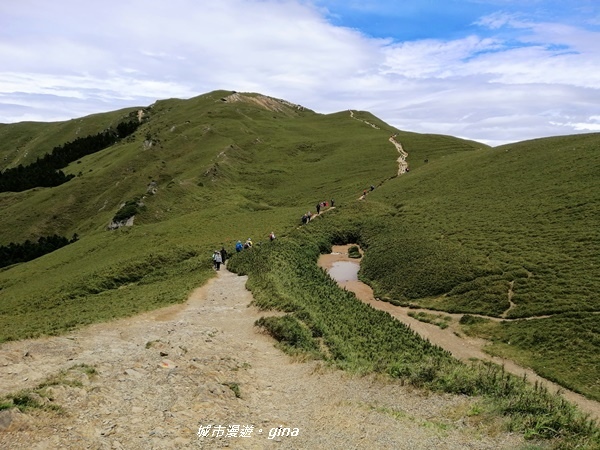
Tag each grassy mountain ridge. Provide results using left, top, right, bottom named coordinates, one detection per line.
left=0, top=90, right=598, bottom=419
left=362, top=131, right=600, bottom=317
left=0, top=107, right=140, bottom=168
left=0, top=91, right=394, bottom=242
left=357, top=131, right=600, bottom=400
left=0, top=89, right=410, bottom=341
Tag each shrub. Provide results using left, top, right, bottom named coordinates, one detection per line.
left=255, top=315, right=320, bottom=356
left=348, top=245, right=361, bottom=258
left=112, top=198, right=145, bottom=223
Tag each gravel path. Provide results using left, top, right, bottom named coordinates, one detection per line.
left=0, top=268, right=527, bottom=449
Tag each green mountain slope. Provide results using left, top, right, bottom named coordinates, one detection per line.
left=0, top=107, right=139, bottom=168
left=0, top=90, right=598, bottom=409
left=357, top=131, right=600, bottom=400
left=0, top=90, right=411, bottom=341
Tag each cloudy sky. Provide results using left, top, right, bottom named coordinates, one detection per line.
left=1, top=0, right=599, bottom=145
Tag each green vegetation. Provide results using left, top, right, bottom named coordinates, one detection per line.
left=0, top=90, right=598, bottom=446
left=355, top=133, right=600, bottom=401
left=0, top=234, right=78, bottom=268
left=227, top=219, right=599, bottom=448
left=0, top=113, right=140, bottom=192
left=222, top=382, right=242, bottom=398
left=408, top=311, right=452, bottom=329
left=255, top=315, right=321, bottom=356
left=347, top=244, right=361, bottom=258
left=461, top=313, right=600, bottom=401
left=0, top=90, right=398, bottom=342
left=112, top=197, right=145, bottom=223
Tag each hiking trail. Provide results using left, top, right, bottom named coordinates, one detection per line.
left=389, top=134, right=409, bottom=175
left=348, top=110, right=408, bottom=178
left=0, top=268, right=528, bottom=449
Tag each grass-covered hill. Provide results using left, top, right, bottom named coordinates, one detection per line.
left=357, top=132, right=600, bottom=401
left=1, top=90, right=599, bottom=447
left=0, top=89, right=416, bottom=341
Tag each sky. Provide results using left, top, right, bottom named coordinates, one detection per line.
left=1, top=0, right=599, bottom=146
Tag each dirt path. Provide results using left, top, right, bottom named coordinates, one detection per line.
left=0, top=268, right=529, bottom=449
left=501, top=281, right=517, bottom=319
left=318, top=246, right=600, bottom=422
left=348, top=110, right=380, bottom=129
left=348, top=111, right=408, bottom=177
left=389, top=135, right=409, bottom=175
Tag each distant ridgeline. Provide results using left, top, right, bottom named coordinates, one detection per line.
left=0, top=234, right=78, bottom=269
left=0, top=116, right=140, bottom=192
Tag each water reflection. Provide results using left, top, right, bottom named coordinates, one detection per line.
left=327, top=261, right=359, bottom=282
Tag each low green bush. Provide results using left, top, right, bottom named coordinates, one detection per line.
left=255, top=315, right=320, bottom=356
left=348, top=245, right=361, bottom=258
left=112, top=197, right=145, bottom=223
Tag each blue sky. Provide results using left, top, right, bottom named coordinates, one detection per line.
left=1, top=0, right=599, bottom=145
left=319, top=1, right=599, bottom=40
left=318, top=0, right=493, bottom=40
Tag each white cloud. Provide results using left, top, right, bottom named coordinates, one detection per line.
left=0, top=0, right=598, bottom=145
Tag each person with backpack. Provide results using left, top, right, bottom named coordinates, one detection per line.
left=220, top=246, right=228, bottom=265
left=236, top=240, right=243, bottom=252
left=212, top=250, right=222, bottom=270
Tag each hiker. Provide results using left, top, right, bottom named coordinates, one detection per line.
left=269, top=231, right=276, bottom=241
left=370, top=185, right=375, bottom=191
left=316, top=203, right=321, bottom=214
left=245, top=238, right=253, bottom=248
left=331, top=199, right=335, bottom=207
left=220, top=246, right=228, bottom=264
left=212, top=250, right=222, bottom=271
left=236, top=240, right=243, bottom=252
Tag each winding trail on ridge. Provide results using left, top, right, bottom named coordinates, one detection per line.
left=0, top=109, right=595, bottom=448
left=389, top=135, right=409, bottom=175
left=348, top=110, right=408, bottom=176
left=318, top=246, right=600, bottom=422
left=344, top=109, right=600, bottom=419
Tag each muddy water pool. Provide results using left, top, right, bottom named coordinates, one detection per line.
left=327, top=261, right=360, bottom=282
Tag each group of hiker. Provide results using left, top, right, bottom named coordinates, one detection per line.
left=361, top=185, right=376, bottom=199
left=236, top=237, right=254, bottom=252
left=301, top=199, right=334, bottom=225
left=212, top=196, right=339, bottom=269
left=212, top=232, right=277, bottom=270
left=211, top=246, right=228, bottom=271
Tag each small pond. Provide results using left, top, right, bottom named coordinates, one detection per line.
left=327, top=261, right=360, bottom=282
